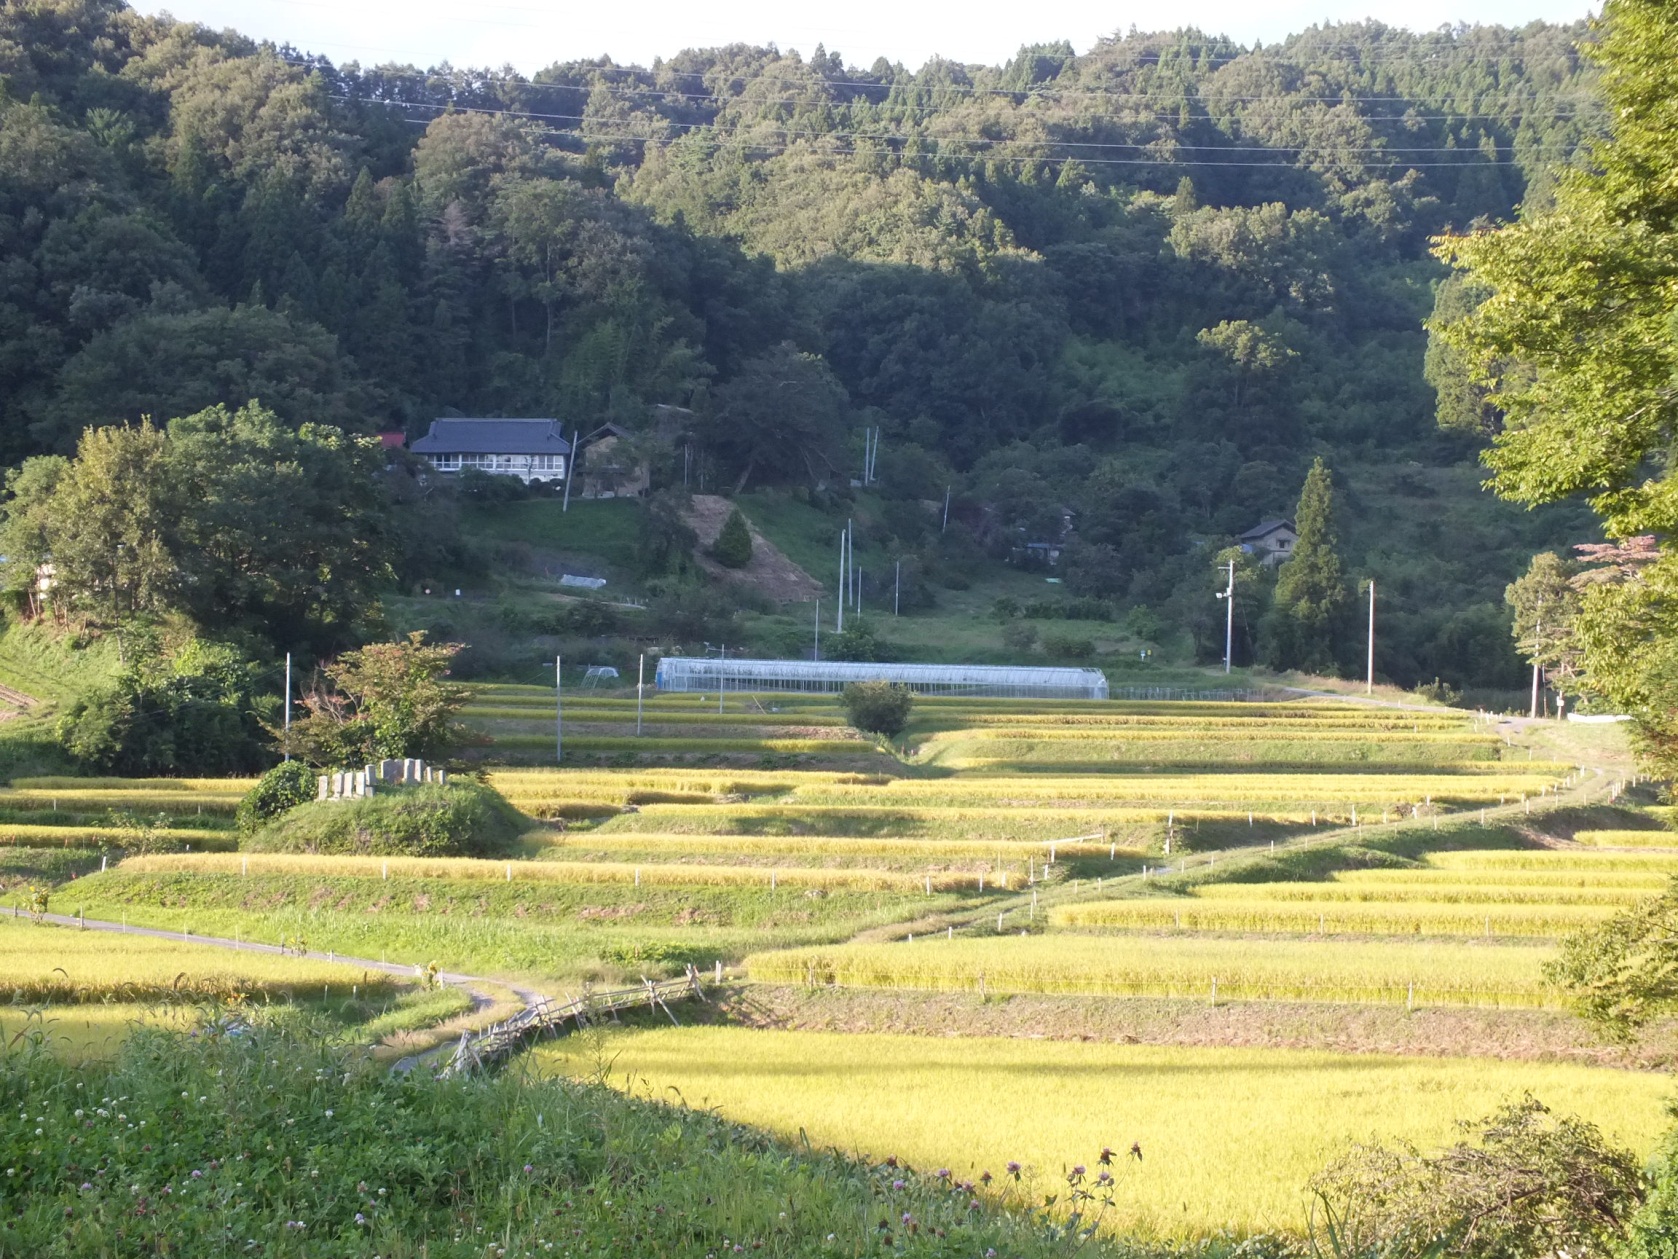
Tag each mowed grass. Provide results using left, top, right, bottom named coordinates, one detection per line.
left=534, top=1028, right=1669, bottom=1236
left=53, top=869, right=958, bottom=982
left=746, top=934, right=1559, bottom=1007
left=0, top=916, right=396, bottom=1002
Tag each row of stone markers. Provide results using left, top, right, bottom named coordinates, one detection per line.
left=316, top=758, right=447, bottom=801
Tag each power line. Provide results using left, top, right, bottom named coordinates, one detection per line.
left=322, top=91, right=1588, bottom=168
left=280, top=52, right=1603, bottom=115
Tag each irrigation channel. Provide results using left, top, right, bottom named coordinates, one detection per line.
left=4, top=905, right=709, bottom=1074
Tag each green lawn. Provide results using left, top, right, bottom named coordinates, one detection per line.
left=460, top=497, right=644, bottom=572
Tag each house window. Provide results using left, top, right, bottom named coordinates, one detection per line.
left=432, top=454, right=461, bottom=471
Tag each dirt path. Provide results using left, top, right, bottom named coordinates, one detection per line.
left=7, top=905, right=547, bottom=1071
left=683, top=495, right=824, bottom=602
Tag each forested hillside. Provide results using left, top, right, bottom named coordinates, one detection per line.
left=0, top=1, right=1606, bottom=689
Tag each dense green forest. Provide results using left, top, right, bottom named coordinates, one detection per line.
left=0, top=0, right=1609, bottom=699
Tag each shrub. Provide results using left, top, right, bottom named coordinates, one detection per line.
left=1308, top=1095, right=1642, bottom=1259
left=840, top=681, right=914, bottom=738
left=236, top=760, right=319, bottom=832
left=712, top=506, right=754, bottom=568
left=827, top=621, right=886, bottom=662
left=245, top=780, right=527, bottom=857
left=1001, top=622, right=1038, bottom=654
left=58, top=641, right=271, bottom=775
left=1042, top=632, right=1096, bottom=661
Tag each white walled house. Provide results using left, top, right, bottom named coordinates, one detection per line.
left=410, top=418, right=571, bottom=484
left=1239, top=518, right=1299, bottom=566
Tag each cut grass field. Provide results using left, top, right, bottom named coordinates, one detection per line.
left=745, top=934, right=1560, bottom=1007
left=534, top=1027, right=1669, bottom=1237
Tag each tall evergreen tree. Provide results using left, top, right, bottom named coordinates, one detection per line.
left=1261, top=458, right=1349, bottom=674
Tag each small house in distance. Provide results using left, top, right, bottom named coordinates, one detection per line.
left=410, top=418, right=571, bottom=484
left=1239, top=518, right=1298, bottom=565
left=574, top=423, right=650, bottom=498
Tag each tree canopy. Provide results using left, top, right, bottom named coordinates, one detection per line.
left=1431, top=0, right=1678, bottom=764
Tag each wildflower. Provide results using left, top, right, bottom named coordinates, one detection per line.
left=324, top=1110, right=334, bottom=1118
left=979, top=1170, right=992, bottom=1185
left=191, top=1170, right=203, bottom=1180
left=1099, top=1146, right=1115, bottom=1165
left=79, top=1183, right=92, bottom=1192
left=936, top=1168, right=950, bottom=1180
left=891, top=1179, right=905, bottom=1191
left=74, top=1110, right=83, bottom=1119
left=968, top=1199, right=980, bottom=1212
left=524, top=1164, right=535, bottom=1174
left=355, top=1214, right=367, bottom=1226
left=1097, top=1170, right=1113, bottom=1186
left=1005, top=1161, right=1021, bottom=1178
left=1071, top=1164, right=1086, bottom=1177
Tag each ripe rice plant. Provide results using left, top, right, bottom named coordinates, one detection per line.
left=0, top=916, right=396, bottom=1002
left=1335, top=866, right=1671, bottom=891
left=535, top=1027, right=1667, bottom=1237
left=1189, top=880, right=1648, bottom=907
left=117, top=852, right=984, bottom=892
left=486, top=735, right=869, bottom=754
left=1573, top=830, right=1678, bottom=849
left=744, top=934, right=1558, bottom=1007
left=1426, top=850, right=1678, bottom=873
left=1051, top=898, right=1615, bottom=937
left=0, top=790, right=242, bottom=814
left=536, top=831, right=1143, bottom=873
left=10, top=777, right=258, bottom=792
left=0, top=824, right=237, bottom=850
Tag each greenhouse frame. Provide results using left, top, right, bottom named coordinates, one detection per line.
left=653, top=657, right=1109, bottom=700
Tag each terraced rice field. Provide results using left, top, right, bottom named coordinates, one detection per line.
left=535, top=1027, right=1668, bottom=1236
left=0, top=915, right=395, bottom=1002
left=746, top=934, right=1559, bottom=1006
left=1050, top=848, right=1661, bottom=939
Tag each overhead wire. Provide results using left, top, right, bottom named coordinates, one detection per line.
left=321, top=90, right=1593, bottom=167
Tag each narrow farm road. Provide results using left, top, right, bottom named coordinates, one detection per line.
left=5, top=904, right=549, bottom=1069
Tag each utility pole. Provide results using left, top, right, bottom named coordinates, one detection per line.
left=1215, top=560, right=1234, bottom=674
left=635, top=652, right=645, bottom=736
left=894, top=559, right=901, bottom=617
left=282, top=652, right=292, bottom=761
left=836, top=528, right=846, bottom=632
left=941, top=486, right=951, bottom=533
left=855, top=566, right=862, bottom=614
left=1366, top=579, right=1376, bottom=695
left=561, top=431, right=578, bottom=511
left=555, top=655, right=563, bottom=763
left=1530, top=603, right=1543, bottom=720
left=813, top=599, right=821, bottom=661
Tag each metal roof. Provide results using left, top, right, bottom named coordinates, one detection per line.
left=411, top=419, right=572, bottom=455
left=1238, top=518, right=1296, bottom=540
left=654, top=657, right=1108, bottom=699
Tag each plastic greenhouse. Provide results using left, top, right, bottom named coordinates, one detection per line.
left=653, top=657, right=1109, bottom=700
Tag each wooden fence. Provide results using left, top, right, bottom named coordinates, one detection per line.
left=438, top=967, right=707, bottom=1077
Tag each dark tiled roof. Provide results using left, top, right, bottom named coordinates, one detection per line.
left=411, top=419, right=572, bottom=455
left=1239, top=518, right=1296, bottom=541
